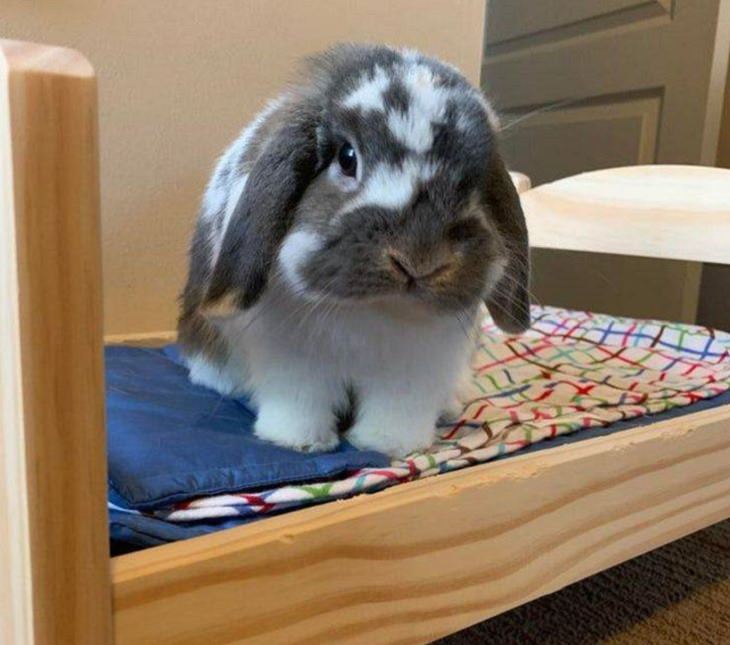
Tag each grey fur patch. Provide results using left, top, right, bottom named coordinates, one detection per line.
left=334, top=382, right=359, bottom=434
left=381, top=79, right=410, bottom=114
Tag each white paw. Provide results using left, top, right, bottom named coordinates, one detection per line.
left=186, top=353, right=247, bottom=396
left=254, top=403, right=339, bottom=453
left=346, top=418, right=435, bottom=458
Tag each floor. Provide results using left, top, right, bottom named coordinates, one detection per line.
left=437, top=520, right=729, bottom=644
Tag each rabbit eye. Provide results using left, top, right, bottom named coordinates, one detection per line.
left=337, top=142, right=357, bottom=178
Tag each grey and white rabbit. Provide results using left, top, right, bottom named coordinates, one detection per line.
left=178, top=44, right=530, bottom=457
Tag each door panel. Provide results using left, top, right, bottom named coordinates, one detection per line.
left=501, top=96, right=660, bottom=184
left=483, top=0, right=726, bottom=323
left=487, top=0, right=671, bottom=49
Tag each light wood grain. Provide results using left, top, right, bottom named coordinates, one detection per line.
left=523, top=165, right=730, bottom=265
left=104, top=330, right=177, bottom=347
left=111, top=405, right=730, bottom=644
left=0, top=40, right=112, bottom=645
left=508, top=170, right=531, bottom=194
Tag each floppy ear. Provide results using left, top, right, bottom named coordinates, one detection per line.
left=484, top=151, right=531, bottom=333
left=203, top=102, right=322, bottom=312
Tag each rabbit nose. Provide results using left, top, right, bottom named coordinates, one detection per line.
left=388, top=251, right=451, bottom=283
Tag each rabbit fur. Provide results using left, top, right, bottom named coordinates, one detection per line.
left=178, top=44, right=530, bottom=457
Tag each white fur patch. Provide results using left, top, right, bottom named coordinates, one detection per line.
left=344, top=159, right=439, bottom=213
left=201, top=276, right=478, bottom=456
left=399, top=48, right=422, bottom=63
left=209, top=173, right=248, bottom=269
left=278, top=229, right=324, bottom=295
left=387, top=110, right=434, bottom=153
left=405, top=64, right=437, bottom=91
left=222, top=174, right=248, bottom=230
left=387, top=64, right=451, bottom=153
left=202, top=96, right=286, bottom=221
left=187, top=242, right=486, bottom=456
left=342, top=65, right=390, bottom=112
left=186, top=353, right=245, bottom=396
left=484, top=255, right=507, bottom=295
left=202, top=181, right=228, bottom=220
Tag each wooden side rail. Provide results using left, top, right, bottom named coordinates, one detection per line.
left=523, top=165, right=730, bottom=265
left=111, top=407, right=730, bottom=644
left=0, top=40, right=112, bottom=644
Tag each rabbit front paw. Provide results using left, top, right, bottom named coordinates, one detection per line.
left=254, top=402, right=339, bottom=453
left=346, top=414, right=436, bottom=458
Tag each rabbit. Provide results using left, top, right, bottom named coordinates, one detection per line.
left=177, top=44, right=530, bottom=457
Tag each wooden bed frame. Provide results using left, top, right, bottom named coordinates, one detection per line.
left=2, top=40, right=729, bottom=645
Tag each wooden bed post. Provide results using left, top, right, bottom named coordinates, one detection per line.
left=0, top=40, right=112, bottom=644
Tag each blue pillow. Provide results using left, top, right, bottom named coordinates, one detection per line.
left=106, top=345, right=389, bottom=510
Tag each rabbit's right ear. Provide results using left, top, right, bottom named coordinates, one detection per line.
left=483, top=150, right=531, bottom=334
left=202, top=99, right=323, bottom=313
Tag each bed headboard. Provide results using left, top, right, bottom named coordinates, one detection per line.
left=521, top=165, right=730, bottom=266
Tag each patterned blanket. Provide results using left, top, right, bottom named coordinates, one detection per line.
left=122, top=306, right=730, bottom=523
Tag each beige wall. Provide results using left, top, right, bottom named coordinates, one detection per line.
left=2, top=0, right=486, bottom=334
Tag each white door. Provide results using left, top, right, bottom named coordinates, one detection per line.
left=482, top=0, right=730, bottom=323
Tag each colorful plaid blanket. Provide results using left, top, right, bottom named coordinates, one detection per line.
left=123, top=306, right=730, bottom=523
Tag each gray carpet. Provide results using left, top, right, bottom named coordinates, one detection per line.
left=437, top=520, right=730, bottom=644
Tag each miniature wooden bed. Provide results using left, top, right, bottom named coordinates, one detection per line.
left=2, top=40, right=729, bottom=645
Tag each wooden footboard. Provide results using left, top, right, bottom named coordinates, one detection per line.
left=111, top=405, right=730, bottom=644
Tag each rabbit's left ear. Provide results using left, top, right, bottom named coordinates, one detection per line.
left=203, top=102, right=322, bottom=312
left=483, top=151, right=531, bottom=333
